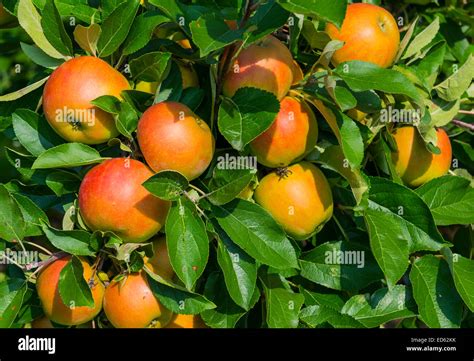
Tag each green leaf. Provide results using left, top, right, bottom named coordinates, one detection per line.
left=410, top=255, right=463, bottom=328
left=416, top=176, right=474, bottom=226
left=246, top=1, right=290, bottom=42
left=299, top=241, right=383, bottom=293
left=129, top=51, right=172, bottom=82
left=42, top=225, right=95, bottom=256
left=153, top=60, right=182, bottom=103
left=215, top=222, right=257, bottom=311
left=122, top=11, right=169, bottom=55
left=145, top=269, right=216, bottom=314
left=339, top=113, right=364, bottom=168
left=97, top=0, right=140, bottom=57
left=364, top=177, right=447, bottom=286
left=32, top=143, right=106, bottom=169
left=213, top=199, right=299, bottom=270
left=426, top=98, right=460, bottom=127
left=0, top=279, right=28, bottom=328
left=317, top=145, right=369, bottom=205
left=90, top=95, right=120, bottom=114
left=261, top=272, right=304, bottom=328
left=45, top=170, right=81, bottom=196
left=190, top=13, right=244, bottom=57
left=208, top=162, right=256, bottom=205
left=143, top=171, right=189, bottom=201
left=435, top=54, right=474, bottom=101
left=218, top=87, right=280, bottom=151
left=0, top=77, right=49, bottom=102
left=341, top=285, right=417, bottom=328
left=334, top=61, right=421, bottom=101
left=73, top=23, right=102, bottom=56
left=165, top=197, right=209, bottom=290
left=200, top=272, right=247, bottom=328
left=58, top=256, right=95, bottom=308
left=334, top=86, right=357, bottom=111
left=402, top=17, right=439, bottom=60
left=12, top=193, right=49, bottom=237
left=451, top=254, right=474, bottom=312
left=415, top=42, right=446, bottom=90
left=116, top=101, right=138, bottom=139
left=277, top=0, right=347, bottom=28
left=300, top=288, right=345, bottom=311
left=0, top=185, right=26, bottom=242
left=12, top=109, right=64, bottom=157
left=300, top=305, right=363, bottom=328
left=20, top=43, right=64, bottom=68
left=41, top=0, right=74, bottom=56
left=17, top=0, right=64, bottom=59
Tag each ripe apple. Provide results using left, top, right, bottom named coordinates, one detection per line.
left=36, top=256, right=104, bottom=326
left=254, top=162, right=333, bottom=240
left=137, top=101, right=215, bottom=180
left=391, top=126, right=452, bottom=187
left=43, top=56, right=130, bottom=144
left=325, top=3, right=400, bottom=68
left=166, top=314, right=207, bottom=328
left=222, top=35, right=294, bottom=100
left=78, top=158, right=170, bottom=243
left=250, top=96, right=318, bottom=168
left=103, top=271, right=172, bottom=328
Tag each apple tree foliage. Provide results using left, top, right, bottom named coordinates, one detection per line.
left=0, top=0, right=473, bottom=328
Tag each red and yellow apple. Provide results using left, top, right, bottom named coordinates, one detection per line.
left=325, top=3, right=400, bottom=68
left=254, top=162, right=333, bottom=240
left=222, top=35, right=294, bottom=100
left=78, top=158, right=170, bottom=243
left=250, top=96, right=318, bottom=168
left=43, top=56, right=130, bottom=144
left=36, top=256, right=104, bottom=326
left=137, top=101, right=215, bottom=180
left=103, top=271, right=172, bottom=328
left=390, top=126, right=452, bottom=187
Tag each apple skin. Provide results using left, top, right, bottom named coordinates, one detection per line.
left=137, top=101, right=215, bottom=181
left=391, top=126, right=452, bottom=188
left=36, top=256, right=105, bottom=326
left=43, top=56, right=130, bottom=144
left=78, top=158, right=170, bottom=243
left=254, top=162, right=333, bottom=240
left=250, top=96, right=318, bottom=168
left=166, top=314, right=207, bottom=328
left=144, top=236, right=175, bottom=281
left=292, top=60, right=304, bottom=85
left=103, top=271, right=172, bottom=328
left=222, top=35, right=294, bottom=100
left=325, top=3, right=400, bottom=68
